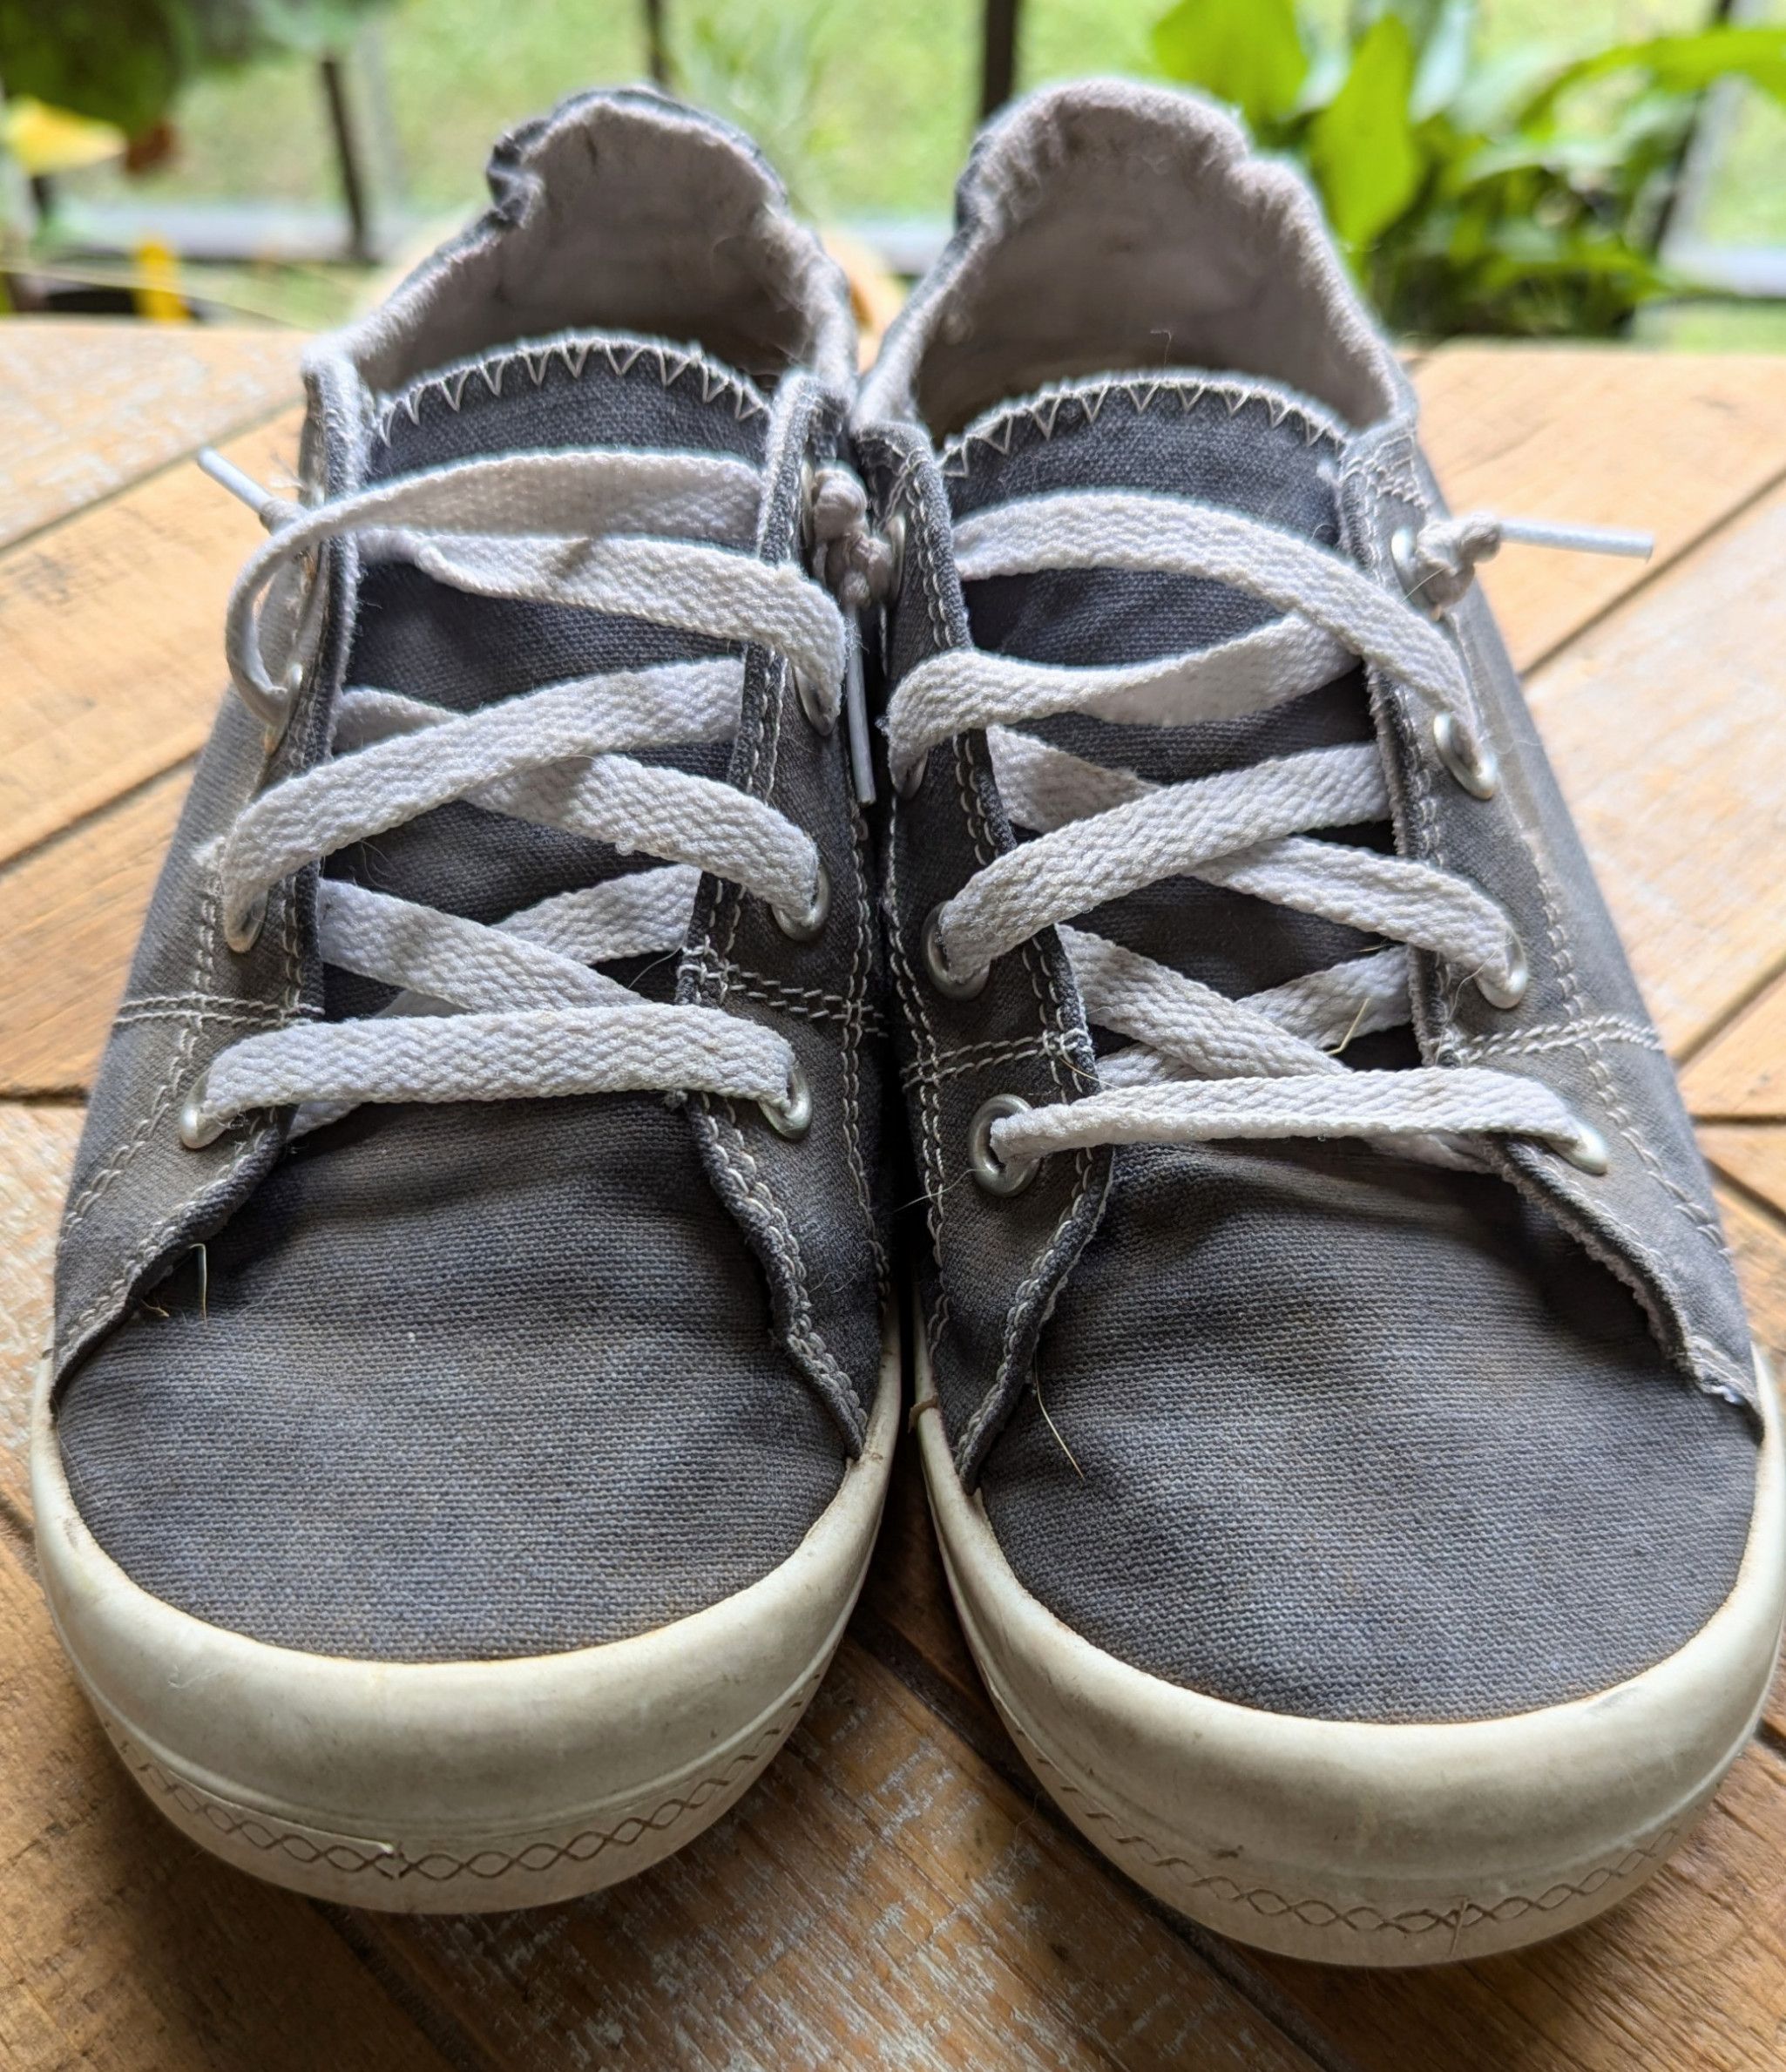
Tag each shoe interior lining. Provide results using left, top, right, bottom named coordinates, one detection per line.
left=337, top=91, right=853, bottom=400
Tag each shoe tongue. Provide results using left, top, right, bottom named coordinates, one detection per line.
left=329, top=328, right=772, bottom=1019
left=941, top=369, right=1350, bottom=752
left=943, top=369, right=1402, bottom=1039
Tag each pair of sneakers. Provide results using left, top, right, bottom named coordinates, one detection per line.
left=36, top=82, right=1783, bottom=1966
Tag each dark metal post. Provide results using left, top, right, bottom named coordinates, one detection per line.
left=981, top=0, right=1021, bottom=116
left=643, top=0, right=672, bottom=88
left=1651, top=0, right=1739, bottom=255
left=320, top=54, right=374, bottom=265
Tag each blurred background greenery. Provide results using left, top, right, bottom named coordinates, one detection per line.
left=4, top=0, right=1786, bottom=342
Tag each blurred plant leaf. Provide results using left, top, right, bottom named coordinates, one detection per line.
left=1152, top=0, right=1309, bottom=130
left=1309, top=13, right=1422, bottom=246
left=1149, top=0, right=1775, bottom=339
left=0, top=0, right=391, bottom=138
left=2, top=96, right=125, bottom=175
left=1411, top=0, right=1475, bottom=121
left=1526, top=26, right=1786, bottom=122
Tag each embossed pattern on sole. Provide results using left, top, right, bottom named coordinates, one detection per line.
left=96, top=1662, right=825, bottom=1911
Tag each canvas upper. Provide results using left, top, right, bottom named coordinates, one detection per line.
left=856, top=80, right=1762, bottom=1723
left=52, top=90, right=890, bottom=1662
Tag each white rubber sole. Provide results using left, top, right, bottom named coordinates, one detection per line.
left=32, top=1324, right=899, bottom=1912
left=916, top=1332, right=1786, bottom=1966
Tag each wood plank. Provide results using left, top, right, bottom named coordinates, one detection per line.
left=0, top=769, right=192, bottom=1096
left=0, top=321, right=301, bottom=550
left=1717, top=1182, right=1786, bottom=1730
left=0, top=408, right=301, bottom=870
left=1266, top=1738, right=1786, bottom=2072
left=1702, top=1130, right=1786, bottom=1228
left=1520, top=478, right=1786, bottom=1054
left=357, top=1640, right=1316, bottom=2072
left=0, top=1536, right=455, bottom=2072
left=1683, top=975, right=1786, bottom=1118
left=1414, top=346, right=1786, bottom=670
left=0, top=1105, right=81, bottom=1524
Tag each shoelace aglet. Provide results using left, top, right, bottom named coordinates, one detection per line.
left=1495, top=517, right=1654, bottom=562
left=196, top=447, right=302, bottom=532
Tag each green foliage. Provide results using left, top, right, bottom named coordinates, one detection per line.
left=1153, top=0, right=1308, bottom=130
left=1309, top=14, right=1420, bottom=246
left=0, top=0, right=389, bottom=138
left=1150, top=0, right=1786, bottom=338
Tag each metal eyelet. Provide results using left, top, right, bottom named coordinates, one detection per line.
left=225, top=890, right=267, bottom=955
left=1474, top=934, right=1530, bottom=1012
left=923, top=903, right=988, bottom=999
left=969, top=1094, right=1038, bottom=1196
left=771, top=859, right=830, bottom=943
left=759, top=1060, right=813, bottom=1141
left=178, top=1073, right=226, bottom=1150
left=1390, top=523, right=1444, bottom=620
left=895, top=749, right=930, bottom=799
left=883, top=510, right=907, bottom=595
left=794, top=664, right=836, bottom=736
left=1433, top=713, right=1499, bottom=800
left=1546, top=1119, right=1610, bottom=1175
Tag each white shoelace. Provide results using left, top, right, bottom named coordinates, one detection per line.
left=179, top=443, right=850, bottom=1148
left=888, top=486, right=1645, bottom=1186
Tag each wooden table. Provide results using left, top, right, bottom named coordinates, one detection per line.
left=3, top=320, right=1786, bottom=2071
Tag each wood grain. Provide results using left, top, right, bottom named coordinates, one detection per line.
left=0, top=322, right=301, bottom=551
left=0, top=1106, right=80, bottom=1525
left=1702, top=1130, right=1786, bottom=1228
left=1415, top=347, right=1786, bottom=671
left=0, top=769, right=192, bottom=1096
left=1269, top=1740, right=1786, bottom=2072
left=1683, top=976, right=1786, bottom=1118
left=1522, top=478, right=1786, bottom=1055
left=0, top=409, right=300, bottom=870
left=0, top=1537, right=455, bottom=2072
left=355, top=1639, right=1318, bottom=2072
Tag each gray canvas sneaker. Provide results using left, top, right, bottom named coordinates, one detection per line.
left=856, top=79, right=1784, bottom=1966
left=33, top=89, right=896, bottom=1911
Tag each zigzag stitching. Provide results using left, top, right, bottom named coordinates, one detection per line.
left=1006, top=1713, right=1681, bottom=1940
left=111, top=1673, right=815, bottom=1885
left=938, top=374, right=1345, bottom=480
left=372, top=337, right=768, bottom=443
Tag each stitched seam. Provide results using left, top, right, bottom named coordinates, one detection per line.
left=901, top=1034, right=1079, bottom=1087
left=111, top=1669, right=816, bottom=1881
left=112, top=1002, right=322, bottom=1033
left=841, top=791, right=886, bottom=1284
left=1451, top=1017, right=1665, bottom=1065
left=694, top=389, right=842, bottom=1395
left=1347, top=462, right=1736, bottom=1401
left=64, top=870, right=227, bottom=1233
left=884, top=823, right=950, bottom=1350
left=372, top=334, right=768, bottom=444
left=687, top=951, right=885, bottom=1033
left=1008, top=1712, right=1684, bottom=1940
left=940, top=374, right=1345, bottom=483
left=892, top=490, right=953, bottom=1351
left=62, top=868, right=302, bottom=1350
left=948, top=728, right=1097, bottom=1472
left=116, top=990, right=299, bottom=1019
left=712, top=1114, right=865, bottom=1445
left=1509, top=782, right=1725, bottom=1259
